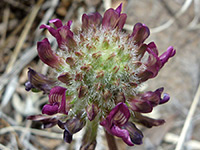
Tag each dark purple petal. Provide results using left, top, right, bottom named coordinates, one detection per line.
left=116, top=13, right=127, bottom=29
left=37, top=38, right=64, bottom=69
left=134, top=113, right=165, bottom=128
left=82, top=12, right=102, bottom=30
left=42, top=103, right=59, bottom=115
left=159, top=93, right=170, bottom=104
left=131, top=23, right=150, bottom=46
left=63, top=129, right=73, bottom=143
left=102, top=8, right=119, bottom=29
left=40, top=20, right=76, bottom=50
left=123, top=122, right=143, bottom=145
left=26, top=68, right=56, bottom=93
left=25, top=81, right=34, bottom=91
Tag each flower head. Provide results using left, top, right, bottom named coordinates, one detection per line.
left=26, top=3, right=175, bottom=149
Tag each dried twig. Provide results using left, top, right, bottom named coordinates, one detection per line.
left=175, top=82, right=200, bottom=150
left=0, top=0, right=59, bottom=91
left=124, top=0, right=193, bottom=33
left=0, top=6, right=10, bottom=46
left=5, top=0, right=44, bottom=73
left=0, top=126, right=63, bottom=139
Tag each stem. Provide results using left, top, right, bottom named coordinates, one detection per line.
left=105, top=130, right=118, bottom=150
left=81, top=119, right=98, bottom=150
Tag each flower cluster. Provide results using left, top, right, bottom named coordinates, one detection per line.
left=26, top=4, right=175, bottom=149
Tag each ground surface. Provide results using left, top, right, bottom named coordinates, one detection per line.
left=0, top=0, right=200, bottom=150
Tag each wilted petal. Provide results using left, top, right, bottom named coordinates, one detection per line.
left=27, top=114, right=58, bottom=128
left=42, top=86, right=68, bottom=115
left=58, top=72, right=72, bottom=85
left=134, top=113, right=165, bottom=128
left=123, top=122, right=143, bottom=145
left=86, top=104, right=99, bottom=121
left=62, top=117, right=86, bottom=134
left=37, top=38, right=64, bottom=69
left=26, top=68, right=56, bottom=93
left=129, top=98, right=153, bottom=113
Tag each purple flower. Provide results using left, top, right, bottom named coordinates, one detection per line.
left=26, top=3, right=175, bottom=148
left=129, top=87, right=170, bottom=113
left=100, top=102, right=135, bottom=146
left=42, top=86, right=68, bottom=115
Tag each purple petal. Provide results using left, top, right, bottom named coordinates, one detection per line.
left=110, top=125, right=134, bottom=146
left=49, top=18, right=63, bottom=28
left=131, top=23, right=150, bottom=45
left=42, top=103, right=59, bottom=115
left=147, top=42, right=158, bottom=55
left=82, top=12, right=102, bottom=30
left=116, top=13, right=127, bottom=29
left=100, top=102, right=130, bottom=128
left=48, top=86, right=68, bottom=114
left=110, top=102, right=130, bottom=126
left=159, top=93, right=170, bottom=104
left=40, top=24, right=59, bottom=40
left=37, top=38, right=64, bottom=69
left=102, top=8, right=119, bottom=29
left=115, top=3, right=122, bottom=15
left=159, top=46, right=176, bottom=68
left=26, top=68, right=56, bottom=93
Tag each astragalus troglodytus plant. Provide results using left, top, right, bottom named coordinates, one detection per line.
left=26, top=3, right=176, bottom=149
